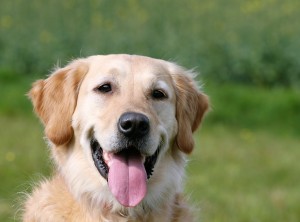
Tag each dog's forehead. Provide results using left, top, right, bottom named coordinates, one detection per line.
left=85, top=55, right=172, bottom=83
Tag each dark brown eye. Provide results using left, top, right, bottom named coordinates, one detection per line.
left=152, top=89, right=167, bottom=99
left=96, top=83, right=112, bottom=93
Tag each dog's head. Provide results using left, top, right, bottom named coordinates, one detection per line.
left=29, top=54, right=208, bottom=209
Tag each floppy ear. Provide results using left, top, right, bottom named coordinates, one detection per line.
left=172, top=69, right=209, bottom=154
left=28, top=60, right=88, bottom=146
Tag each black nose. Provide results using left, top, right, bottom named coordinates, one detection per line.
left=118, top=112, right=150, bottom=138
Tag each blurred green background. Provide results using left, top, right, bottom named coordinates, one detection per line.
left=0, top=0, right=299, bottom=221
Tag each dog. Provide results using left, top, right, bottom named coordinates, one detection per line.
left=23, top=54, right=209, bottom=221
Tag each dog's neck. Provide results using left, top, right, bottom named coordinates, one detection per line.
left=76, top=184, right=193, bottom=221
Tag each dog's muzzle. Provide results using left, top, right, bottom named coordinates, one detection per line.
left=90, top=112, right=161, bottom=207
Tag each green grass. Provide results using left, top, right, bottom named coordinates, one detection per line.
left=187, top=125, right=300, bottom=221
left=0, top=116, right=50, bottom=222
left=0, top=77, right=299, bottom=221
left=1, top=0, right=300, bottom=87
left=204, top=83, right=300, bottom=135
left=0, top=72, right=35, bottom=117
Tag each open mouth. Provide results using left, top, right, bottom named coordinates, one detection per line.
left=90, top=136, right=160, bottom=207
left=90, top=137, right=160, bottom=180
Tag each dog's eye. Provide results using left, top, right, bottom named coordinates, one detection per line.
left=152, top=89, right=167, bottom=100
left=95, top=83, right=112, bottom=93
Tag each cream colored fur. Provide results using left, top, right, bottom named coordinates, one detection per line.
left=23, top=54, right=209, bottom=222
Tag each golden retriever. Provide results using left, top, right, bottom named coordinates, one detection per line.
left=23, top=54, right=209, bottom=222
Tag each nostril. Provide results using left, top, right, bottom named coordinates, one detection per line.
left=139, top=120, right=149, bottom=133
left=121, top=120, right=133, bottom=131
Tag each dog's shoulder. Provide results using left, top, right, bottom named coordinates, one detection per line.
left=22, top=175, right=92, bottom=222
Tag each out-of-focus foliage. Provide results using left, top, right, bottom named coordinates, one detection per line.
left=1, top=0, right=300, bottom=87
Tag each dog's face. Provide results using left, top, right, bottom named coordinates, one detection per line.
left=29, top=55, right=208, bottom=210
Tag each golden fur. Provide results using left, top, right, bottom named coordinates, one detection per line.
left=23, top=54, right=209, bottom=222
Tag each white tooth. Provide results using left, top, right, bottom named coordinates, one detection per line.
left=103, top=151, right=113, bottom=167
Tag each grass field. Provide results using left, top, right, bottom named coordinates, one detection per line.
left=1, top=0, right=300, bottom=87
left=188, top=125, right=300, bottom=221
left=0, top=76, right=299, bottom=221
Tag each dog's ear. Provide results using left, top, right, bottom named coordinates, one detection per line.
left=28, top=60, right=88, bottom=146
left=171, top=68, right=209, bottom=154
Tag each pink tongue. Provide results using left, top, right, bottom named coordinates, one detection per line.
left=108, top=152, right=147, bottom=207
